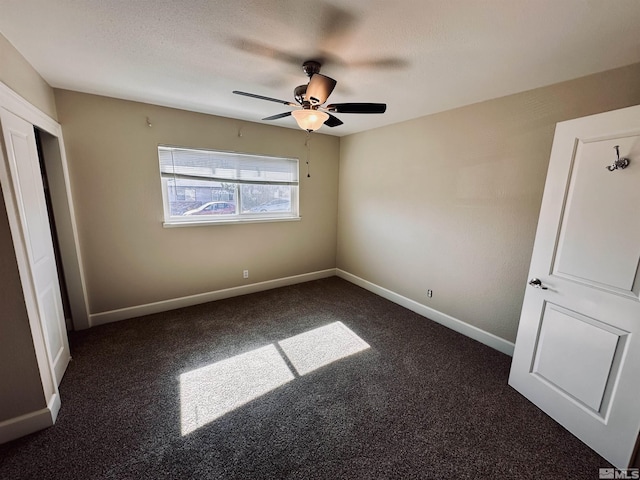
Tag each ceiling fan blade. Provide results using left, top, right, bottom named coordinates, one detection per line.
left=306, top=74, right=337, bottom=105
left=229, top=38, right=335, bottom=72
left=230, top=38, right=305, bottom=66
left=348, top=58, right=408, bottom=70
left=324, top=114, right=343, bottom=128
left=262, top=111, right=293, bottom=121
left=316, top=5, right=357, bottom=51
left=233, top=91, right=297, bottom=107
left=325, top=103, right=386, bottom=114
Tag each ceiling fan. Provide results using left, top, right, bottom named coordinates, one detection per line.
left=233, top=60, right=386, bottom=132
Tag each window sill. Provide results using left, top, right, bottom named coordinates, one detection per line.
left=163, top=216, right=302, bottom=228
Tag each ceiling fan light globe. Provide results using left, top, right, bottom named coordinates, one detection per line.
left=292, top=109, right=329, bottom=131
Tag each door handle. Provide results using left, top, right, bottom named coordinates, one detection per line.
left=528, top=278, right=548, bottom=290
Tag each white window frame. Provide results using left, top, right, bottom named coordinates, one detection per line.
left=158, top=145, right=300, bottom=227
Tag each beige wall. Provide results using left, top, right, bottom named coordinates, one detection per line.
left=0, top=33, right=57, bottom=120
left=54, top=90, right=340, bottom=316
left=0, top=199, right=46, bottom=419
left=0, top=33, right=53, bottom=420
left=337, top=62, right=640, bottom=344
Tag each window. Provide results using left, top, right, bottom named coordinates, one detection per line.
left=158, top=146, right=299, bottom=225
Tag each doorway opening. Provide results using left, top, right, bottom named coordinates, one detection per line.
left=34, top=127, right=72, bottom=330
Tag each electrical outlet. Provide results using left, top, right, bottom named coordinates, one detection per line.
left=243, top=269, right=249, bottom=279
left=427, top=289, right=433, bottom=298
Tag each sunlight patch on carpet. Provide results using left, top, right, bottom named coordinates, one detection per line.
left=179, top=321, right=370, bottom=435
left=180, top=344, right=294, bottom=435
left=278, top=322, right=370, bottom=375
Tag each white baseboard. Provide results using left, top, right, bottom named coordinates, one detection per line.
left=0, top=392, right=59, bottom=444
left=336, top=269, right=515, bottom=356
left=89, top=269, right=337, bottom=327
left=89, top=267, right=514, bottom=356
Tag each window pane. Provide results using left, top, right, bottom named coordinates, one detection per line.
left=240, top=185, right=292, bottom=214
left=167, top=178, right=237, bottom=216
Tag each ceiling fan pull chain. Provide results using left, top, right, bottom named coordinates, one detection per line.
left=305, top=131, right=312, bottom=178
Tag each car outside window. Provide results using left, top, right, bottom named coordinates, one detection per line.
left=158, top=146, right=299, bottom=226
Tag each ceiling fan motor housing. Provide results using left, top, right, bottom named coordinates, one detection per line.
left=302, top=60, right=322, bottom=77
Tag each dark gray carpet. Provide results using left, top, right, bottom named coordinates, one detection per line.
left=0, top=277, right=610, bottom=479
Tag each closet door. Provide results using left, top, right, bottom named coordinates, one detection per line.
left=0, top=107, right=70, bottom=385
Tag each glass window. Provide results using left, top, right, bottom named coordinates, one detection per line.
left=158, top=146, right=299, bottom=225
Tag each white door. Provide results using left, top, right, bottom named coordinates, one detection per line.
left=509, top=105, right=640, bottom=468
left=0, top=108, right=70, bottom=386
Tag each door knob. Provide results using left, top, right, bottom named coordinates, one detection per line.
left=528, top=278, right=548, bottom=290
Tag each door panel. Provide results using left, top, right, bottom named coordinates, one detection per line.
left=509, top=105, right=640, bottom=469
left=9, top=128, right=51, bottom=264
left=42, top=285, right=65, bottom=365
left=0, top=108, right=70, bottom=386
left=554, top=135, right=640, bottom=294
left=532, top=303, right=625, bottom=413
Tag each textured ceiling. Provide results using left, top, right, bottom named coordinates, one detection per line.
left=1, top=0, right=640, bottom=136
